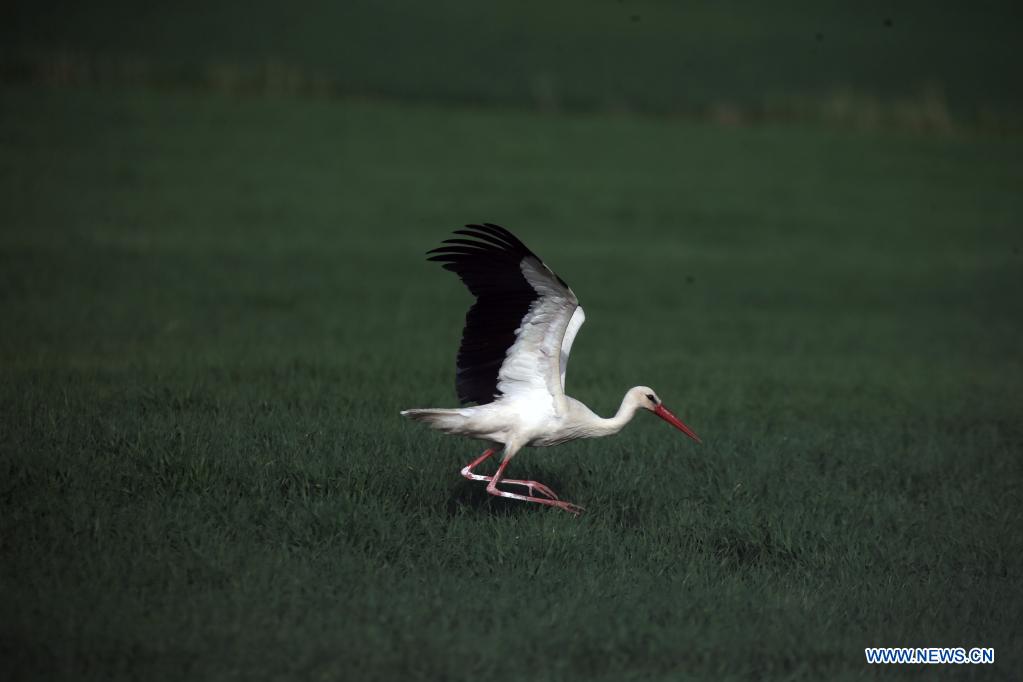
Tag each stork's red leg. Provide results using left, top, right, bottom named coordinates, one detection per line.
left=461, top=449, right=560, bottom=501
left=486, top=457, right=584, bottom=515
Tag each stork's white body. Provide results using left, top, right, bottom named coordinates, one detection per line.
left=401, top=224, right=700, bottom=514
left=409, top=393, right=639, bottom=448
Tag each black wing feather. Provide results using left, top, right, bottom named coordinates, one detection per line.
left=427, top=223, right=556, bottom=405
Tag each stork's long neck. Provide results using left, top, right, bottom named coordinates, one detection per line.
left=590, top=393, right=641, bottom=437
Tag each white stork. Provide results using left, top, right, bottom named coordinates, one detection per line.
left=401, top=224, right=700, bottom=514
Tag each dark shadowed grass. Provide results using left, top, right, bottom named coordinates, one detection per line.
left=3, top=0, right=1022, bottom=129
left=0, top=86, right=1021, bottom=680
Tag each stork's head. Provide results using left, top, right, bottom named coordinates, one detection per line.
left=631, top=386, right=701, bottom=444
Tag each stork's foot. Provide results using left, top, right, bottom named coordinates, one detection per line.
left=473, top=473, right=561, bottom=500
left=486, top=482, right=585, bottom=515
left=489, top=477, right=561, bottom=500
left=512, top=479, right=560, bottom=501
left=548, top=499, right=585, bottom=516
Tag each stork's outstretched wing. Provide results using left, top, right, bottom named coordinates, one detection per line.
left=427, top=223, right=585, bottom=406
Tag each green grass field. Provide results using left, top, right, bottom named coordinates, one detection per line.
left=1, top=84, right=1022, bottom=679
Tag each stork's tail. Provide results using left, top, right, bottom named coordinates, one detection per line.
left=400, top=408, right=468, bottom=434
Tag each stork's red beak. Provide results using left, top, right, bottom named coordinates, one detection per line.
left=654, top=404, right=702, bottom=443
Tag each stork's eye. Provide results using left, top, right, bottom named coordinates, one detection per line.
left=646, top=393, right=657, bottom=403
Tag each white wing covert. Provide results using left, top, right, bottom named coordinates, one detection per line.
left=559, top=306, right=586, bottom=391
